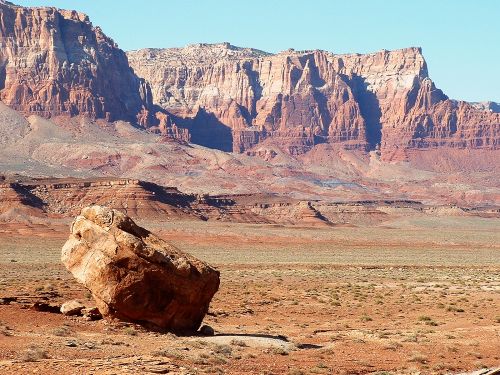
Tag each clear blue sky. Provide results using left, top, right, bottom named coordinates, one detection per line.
left=15, top=0, right=500, bottom=102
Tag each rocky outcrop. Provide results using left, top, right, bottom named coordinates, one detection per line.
left=128, top=44, right=499, bottom=158
left=21, top=178, right=200, bottom=219
left=0, top=181, right=45, bottom=217
left=61, top=205, right=220, bottom=332
left=151, top=112, right=191, bottom=142
left=127, top=44, right=367, bottom=154
left=0, top=1, right=497, bottom=159
left=471, top=102, right=500, bottom=113
left=0, top=1, right=148, bottom=121
left=60, top=300, right=84, bottom=316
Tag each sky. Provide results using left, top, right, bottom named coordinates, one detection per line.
left=14, top=0, right=500, bottom=103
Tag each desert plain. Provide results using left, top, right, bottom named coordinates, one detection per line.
left=0, top=209, right=498, bottom=374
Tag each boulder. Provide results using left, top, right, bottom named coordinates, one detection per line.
left=61, top=206, right=220, bottom=332
left=60, top=300, right=85, bottom=316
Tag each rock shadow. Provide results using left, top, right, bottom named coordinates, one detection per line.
left=208, top=333, right=290, bottom=341
left=171, top=108, right=233, bottom=152
left=12, top=183, right=46, bottom=210
left=345, top=74, right=382, bottom=149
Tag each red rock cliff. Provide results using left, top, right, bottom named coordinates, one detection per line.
left=128, top=44, right=499, bottom=158
left=0, top=1, right=149, bottom=121
left=0, top=1, right=497, bottom=159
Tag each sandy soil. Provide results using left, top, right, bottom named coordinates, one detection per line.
left=0, top=216, right=499, bottom=374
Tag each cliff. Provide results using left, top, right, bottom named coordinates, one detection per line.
left=0, top=1, right=498, bottom=159
left=0, top=0, right=148, bottom=121
left=128, top=43, right=499, bottom=159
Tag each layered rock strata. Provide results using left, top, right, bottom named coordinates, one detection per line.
left=0, top=1, right=498, bottom=159
left=128, top=44, right=499, bottom=158
left=0, top=1, right=148, bottom=121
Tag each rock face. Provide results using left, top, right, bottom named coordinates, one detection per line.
left=20, top=178, right=201, bottom=219
left=0, top=1, right=148, bottom=121
left=61, top=205, right=220, bottom=331
left=128, top=43, right=500, bottom=158
left=0, top=1, right=498, bottom=159
left=60, top=300, right=85, bottom=316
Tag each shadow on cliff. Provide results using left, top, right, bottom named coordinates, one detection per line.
left=0, top=64, right=6, bottom=90
left=346, top=75, right=382, bottom=149
left=243, top=61, right=263, bottom=118
left=312, top=89, right=332, bottom=144
left=11, top=184, right=47, bottom=210
left=138, top=181, right=196, bottom=208
left=171, top=108, right=233, bottom=152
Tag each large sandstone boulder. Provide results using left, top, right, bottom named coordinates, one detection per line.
left=61, top=206, right=220, bottom=332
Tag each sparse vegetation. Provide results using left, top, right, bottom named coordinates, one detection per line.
left=409, top=352, right=428, bottom=364
left=418, top=315, right=438, bottom=326
left=229, top=339, right=248, bottom=347
left=214, top=344, right=232, bottom=357
left=123, top=327, right=138, bottom=336
left=270, top=346, right=289, bottom=356
left=0, top=216, right=498, bottom=373
left=446, top=306, right=465, bottom=313
left=51, top=325, right=73, bottom=337
left=21, top=346, right=49, bottom=362
left=0, top=321, right=13, bottom=336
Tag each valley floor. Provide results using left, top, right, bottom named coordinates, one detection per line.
left=0, top=216, right=499, bottom=374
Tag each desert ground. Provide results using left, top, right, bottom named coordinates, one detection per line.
left=0, top=213, right=498, bottom=374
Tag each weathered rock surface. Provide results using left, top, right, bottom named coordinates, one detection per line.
left=60, top=300, right=84, bottom=316
left=61, top=205, right=220, bottom=331
left=128, top=43, right=500, bottom=158
left=0, top=1, right=148, bottom=121
left=0, top=1, right=498, bottom=195
left=0, top=1, right=497, bottom=159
